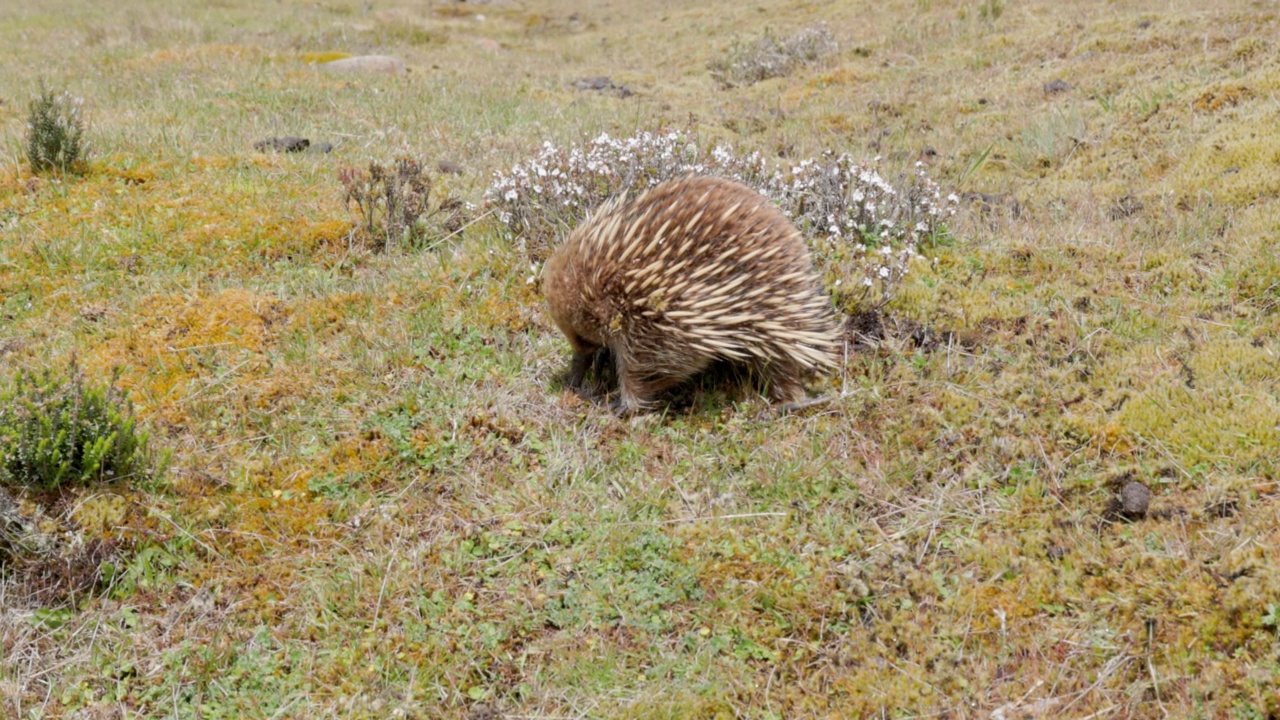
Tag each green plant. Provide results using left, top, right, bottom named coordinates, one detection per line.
left=24, top=86, right=89, bottom=174
left=0, top=363, right=165, bottom=490
left=339, top=157, right=466, bottom=252
left=709, top=24, right=839, bottom=87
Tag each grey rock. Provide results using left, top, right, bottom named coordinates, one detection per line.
left=1043, top=78, right=1072, bottom=94
left=1121, top=481, right=1151, bottom=518
left=318, top=55, right=408, bottom=74
left=255, top=136, right=310, bottom=153
left=573, top=75, right=634, bottom=98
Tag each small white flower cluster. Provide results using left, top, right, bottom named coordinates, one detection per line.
left=484, top=129, right=776, bottom=257
left=485, top=131, right=957, bottom=305
left=771, top=154, right=958, bottom=306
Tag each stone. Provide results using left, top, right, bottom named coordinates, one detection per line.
left=1120, top=481, right=1151, bottom=518
left=254, top=136, right=310, bottom=153
left=573, top=76, right=634, bottom=98
left=318, top=55, right=408, bottom=74
left=1043, top=78, right=1072, bottom=94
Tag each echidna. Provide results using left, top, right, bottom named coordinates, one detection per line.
left=542, top=175, right=841, bottom=413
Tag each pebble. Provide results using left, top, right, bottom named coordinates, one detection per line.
left=1121, top=481, right=1151, bottom=518
left=253, top=137, right=334, bottom=154
left=573, top=75, right=634, bottom=98
left=254, top=136, right=310, bottom=153
left=1043, top=78, right=1073, bottom=94
left=318, top=55, right=408, bottom=74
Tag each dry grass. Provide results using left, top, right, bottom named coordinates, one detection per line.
left=2, top=0, right=1280, bottom=717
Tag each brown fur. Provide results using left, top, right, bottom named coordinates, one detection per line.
left=543, top=175, right=840, bottom=413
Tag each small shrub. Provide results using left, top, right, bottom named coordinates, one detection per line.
left=25, top=87, right=89, bottom=174
left=709, top=24, right=839, bottom=87
left=484, top=129, right=957, bottom=307
left=0, top=363, right=164, bottom=491
left=338, top=157, right=467, bottom=251
left=978, top=0, right=1006, bottom=22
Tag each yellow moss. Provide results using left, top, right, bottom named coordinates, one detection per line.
left=81, top=289, right=287, bottom=421
left=819, top=113, right=857, bottom=134
left=1174, top=110, right=1280, bottom=206
left=300, top=51, right=352, bottom=64
left=170, top=289, right=285, bottom=353
left=70, top=494, right=129, bottom=535
left=1194, top=83, right=1255, bottom=112
left=809, top=67, right=863, bottom=88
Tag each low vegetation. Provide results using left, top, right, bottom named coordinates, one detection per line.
left=0, top=362, right=164, bottom=491
left=709, top=24, right=840, bottom=87
left=339, top=157, right=467, bottom=252
left=486, top=129, right=954, bottom=306
left=23, top=87, right=89, bottom=175
left=1, top=0, right=1278, bottom=718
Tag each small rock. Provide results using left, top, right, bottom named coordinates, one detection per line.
left=573, top=75, right=634, bottom=98
left=575, top=76, right=611, bottom=90
left=1043, top=78, right=1072, bottom=94
left=318, top=55, right=408, bottom=74
left=311, top=141, right=334, bottom=154
left=254, top=136, right=310, bottom=153
left=437, top=160, right=464, bottom=175
left=1120, top=481, right=1151, bottom=518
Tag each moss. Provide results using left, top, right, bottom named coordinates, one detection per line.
left=300, top=51, right=352, bottom=64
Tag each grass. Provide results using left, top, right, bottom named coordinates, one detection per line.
left=2, top=0, right=1280, bottom=717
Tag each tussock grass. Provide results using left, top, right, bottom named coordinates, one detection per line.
left=2, top=0, right=1280, bottom=717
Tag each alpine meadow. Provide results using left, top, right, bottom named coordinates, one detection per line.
left=2, top=0, right=1279, bottom=718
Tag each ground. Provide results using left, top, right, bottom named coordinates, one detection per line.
left=1, top=0, right=1279, bottom=717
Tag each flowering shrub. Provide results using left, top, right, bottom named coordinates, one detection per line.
left=783, top=153, right=958, bottom=307
left=709, top=24, right=839, bottom=87
left=484, top=130, right=957, bottom=307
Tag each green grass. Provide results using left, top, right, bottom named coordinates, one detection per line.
left=3, top=0, right=1280, bottom=718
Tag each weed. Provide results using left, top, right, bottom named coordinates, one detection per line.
left=24, top=86, right=89, bottom=174
left=339, top=157, right=466, bottom=252
left=0, top=362, right=165, bottom=491
left=709, top=24, right=839, bottom=87
left=977, top=0, right=1005, bottom=22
